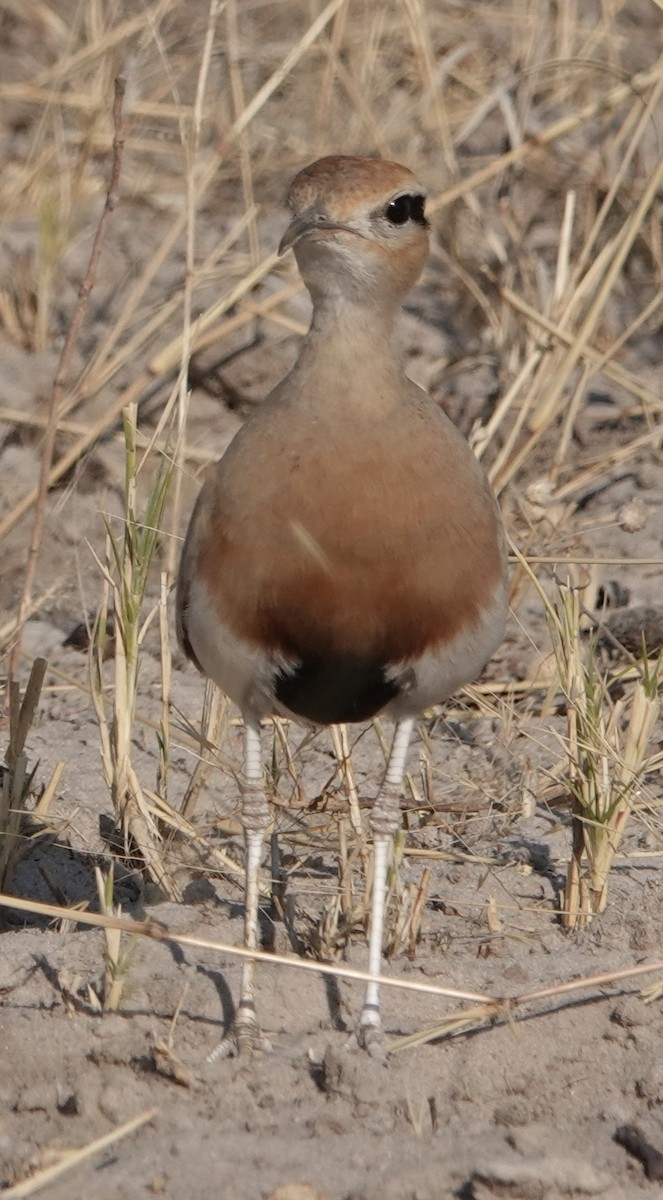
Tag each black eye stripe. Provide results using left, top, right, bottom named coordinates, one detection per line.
left=384, top=193, right=427, bottom=227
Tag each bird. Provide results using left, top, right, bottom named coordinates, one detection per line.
left=176, top=154, right=508, bottom=1059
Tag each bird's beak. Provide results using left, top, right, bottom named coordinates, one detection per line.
left=278, top=209, right=357, bottom=256
left=278, top=213, right=312, bottom=256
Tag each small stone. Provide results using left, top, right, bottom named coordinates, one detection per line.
left=98, top=1082, right=129, bottom=1123
left=525, top=478, right=555, bottom=509
left=503, top=963, right=529, bottom=984
left=267, top=1186, right=332, bottom=1200
left=493, top=1098, right=530, bottom=1127
left=598, top=605, right=663, bottom=658
left=56, top=1084, right=80, bottom=1115
left=636, top=1062, right=663, bottom=1105
left=472, top=1149, right=611, bottom=1195
left=617, top=498, right=647, bottom=532
left=312, top=1112, right=352, bottom=1137
left=611, top=996, right=646, bottom=1029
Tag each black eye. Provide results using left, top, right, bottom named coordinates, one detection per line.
left=385, top=193, right=427, bottom=227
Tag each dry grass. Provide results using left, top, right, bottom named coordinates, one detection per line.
left=89, top=403, right=177, bottom=896
left=1, top=1105, right=157, bottom=1198
left=0, top=0, right=662, bottom=1005
left=1, top=657, right=68, bottom=901
left=5, top=889, right=663, bottom=1058
left=548, top=578, right=661, bottom=929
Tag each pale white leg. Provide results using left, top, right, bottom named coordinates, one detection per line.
left=209, top=716, right=271, bottom=1059
left=359, top=718, right=414, bottom=1057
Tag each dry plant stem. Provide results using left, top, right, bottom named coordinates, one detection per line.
left=473, top=345, right=544, bottom=463
left=491, top=149, right=663, bottom=493
left=429, top=59, right=663, bottom=214
left=571, top=69, right=663, bottom=286
left=144, top=786, right=254, bottom=888
left=75, top=203, right=258, bottom=409
left=318, top=35, right=385, bottom=151
left=314, top=0, right=349, bottom=155
left=1, top=658, right=47, bottom=891
left=226, top=0, right=261, bottom=267
left=1, top=20, right=658, bottom=557
left=5, top=892, right=663, bottom=1033
left=547, top=582, right=661, bottom=929
left=157, top=572, right=171, bottom=802
left=179, top=679, right=228, bottom=821
left=94, top=863, right=125, bottom=1010
left=496, top=284, right=662, bottom=412
left=21, top=648, right=229, bottom=760
left=0, top=891, right=495, bottom=1004
left=0, top=406, right=219, bottom=467
left=217, top=0, right=347, bottom=149
left=337, top=816, right=353, bottom=926
left=330, top=723, right=369, bottom=868
left=408, top=866, right=431, bottom=958
left=7, top=76, right=126, bottom=685
left=402, top=0, right=455, bottom=177
left=271, top=717, right=306, bottom=806
left=0, top=83, right=181, bottom=121
left=4, top=658, right=46, bottom=773
left=91, top=406, right=177, bottom=898
left=552, top=189, right=575, bottom=307
left=165, top=0, right=222, bottom=579
left=30, top=0, right=172, bottom=91
left=391, top=956, right=663, bottom=1055
left=0, top=264, right=291, bottom=548
left=532, top=152, right=663, bottom=440
left=150, top=248, right=282, bottom=378
left=0, top=0, right=345, bottom=547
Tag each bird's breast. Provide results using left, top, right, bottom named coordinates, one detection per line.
left=179, top=402, right=506, bottom=723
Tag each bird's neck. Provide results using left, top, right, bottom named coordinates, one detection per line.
left=292, top=294, right=404, bottom=409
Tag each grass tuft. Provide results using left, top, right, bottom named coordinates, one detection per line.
left=1, top=657, right=50, bottom=894
left=90, top=404, right=178, bottom=898
left=548, top=580, right=661, bottom=928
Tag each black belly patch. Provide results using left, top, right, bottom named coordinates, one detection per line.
left=274, top=654, right=402, bottom=724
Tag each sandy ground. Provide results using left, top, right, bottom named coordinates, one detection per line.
left=2, top=682, right=663, bottom=1200
left=2, top=3, right=663, bottom=1198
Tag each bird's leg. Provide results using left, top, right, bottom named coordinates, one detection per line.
left=358, top=717, right=414, bottom=1060
left=209, top=717, right=271, bottom=1059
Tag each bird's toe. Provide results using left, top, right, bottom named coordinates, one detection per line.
left=354, top=1020, right=390, bottom=1065
left=207, top=1016, right=272, bottom=1062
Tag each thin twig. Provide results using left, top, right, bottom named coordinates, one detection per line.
left=2, top=1108, right=157, bottom=1198
left=0, top=891, right=493, bottom=1003
left=8, top=76, right=126, bottom=683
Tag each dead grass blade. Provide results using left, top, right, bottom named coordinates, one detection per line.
left=0, top=891, right=493, bottom=1005
left=94, top=862, right=136, bottom=1011
left=2, top=1107, right=157, bottom=1198
left=179, top=680, right=229, bottom=822
left=7, top=76, right=126, bottom=679
left=1, top=658, right=49, bottom=893
left=0, top=0, right=346, bottom=549
left=90, top=406, right=178, bottom=898
left=429, top=58, right=663, bottom=213
left=4, top=892, right=663, bottom=1060
left=548, top=581, right=661, bottom=928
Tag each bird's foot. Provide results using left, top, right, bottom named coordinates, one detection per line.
left=207, top=1013, right=272, bottom=1062
left=354, top=1016, right=389, bottom=1065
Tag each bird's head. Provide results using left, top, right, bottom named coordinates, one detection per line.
left=279, top=155, right=429, bottom=310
